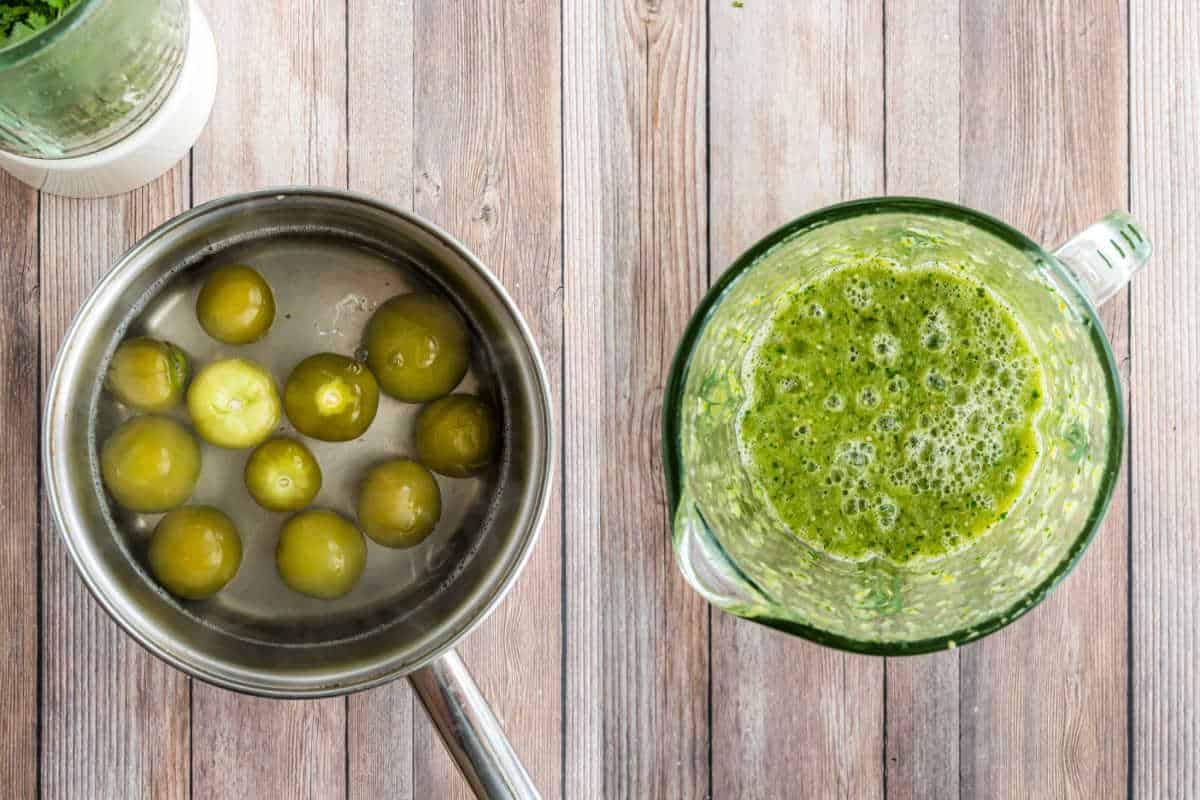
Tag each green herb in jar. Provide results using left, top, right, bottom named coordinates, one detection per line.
left=0, top=0, right=80, bottom=48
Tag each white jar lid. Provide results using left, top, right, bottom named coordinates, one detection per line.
left=0, top=0, right=217, bottom=199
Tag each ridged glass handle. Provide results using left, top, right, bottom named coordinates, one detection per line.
left=1052, top=211, right=1152, bottom=306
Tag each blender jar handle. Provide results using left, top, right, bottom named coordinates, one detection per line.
left=1052, top=211, right=1152, bottom=306
left=409, top=649, right=541, bottom=799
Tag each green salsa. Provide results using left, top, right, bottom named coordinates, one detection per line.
left=739, top=259, right=1045, bottom=564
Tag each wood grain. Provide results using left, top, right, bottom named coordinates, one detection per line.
left=563, top=0, right=709, bottom=797
left=10, top=0, right=1199, bottom=795
left=190, top=0, right=347, bottom=193
left=39, top=173, right=192, bottom=800
left=192, top=695, right=345, bottom=799
left=347, top=0, right=414, bottom=206
left=411, top=1, right=563, bottom=796
left=881, top=2, right=960, bottom=798
left=884, top=0, right=960, bottom=202
left=0, top=169, right=39, bottom=800
left=958, top=2, right=1130, bottom=798
left=708, top=3, right=885, bottom=798
left=189, top=1, right=348, bottom=797
left=1131, top=2, right=1200, bottom=797
left=344, top=1, right=417, bottom=798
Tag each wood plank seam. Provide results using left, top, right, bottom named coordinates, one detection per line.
left=710, top=3, right=885, bottom=796
left=564, top=1, right=709, bottom=796
left=0, top=171, right=39, bottom=800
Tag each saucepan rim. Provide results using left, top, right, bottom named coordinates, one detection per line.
left=43, top=187, right=555, bottom=697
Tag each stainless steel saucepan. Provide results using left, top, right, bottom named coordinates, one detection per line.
left=43, top=188, right=553, bottom=799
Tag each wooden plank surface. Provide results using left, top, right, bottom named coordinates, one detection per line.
left=8, top=0, right=1200, bottom=796
left=344, top=1, right=417, bottom=798
left=708, top=3, right=886, bottom=798
left=0, top=170, right=39, bottom=800
left=39, top=176, right=192, bottom=800
left=957, top=2, right=1130, bottom=798
left=1131, top=2, right=1200, bottom=797
left=189, top=1, right=348, bottom=797
left=881, top=2, right=961, bottom=798
left=563, top=0, right=709, bottom=797
left=409, top=2, right=563, bottom=796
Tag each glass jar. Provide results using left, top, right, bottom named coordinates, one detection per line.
left=0, top=0, right=188, bottom=159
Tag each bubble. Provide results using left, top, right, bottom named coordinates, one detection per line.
left=844, top=278, right=873, bottom=310
left=874, top=495, right=898, bottom=531
left=874, top=414, right=900, bottom=433
left=824, top=393, right=845, bottom=412
left=872, top=333, right=900, bottom=363
left=858, top=386, right=881, bottom=408
left=905, top=431, right=929, bottom=462
left=836, top=439, right=876, bottom=470
left=778, top=377, right=800, bottom=394
left=841, top=494, right=868, bottom=516
left=964, top=411, right=984, bottom=435
left=920, top=308, right=952, bottom=351
left=925, top=371, right=947, bottom=392
left=930, top=440, right=955, bottom=468
left=973, top=491, right=996, bottom=510
left=886, top=376, right=909, bottom=394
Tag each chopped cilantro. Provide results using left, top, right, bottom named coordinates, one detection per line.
left=0, top=0, right=79, bottom=49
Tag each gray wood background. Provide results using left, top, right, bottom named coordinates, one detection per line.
left=1, top=0, right=1195, bottom=797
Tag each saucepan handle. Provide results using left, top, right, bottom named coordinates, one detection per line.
left=409, top=649, right=540, bottom=799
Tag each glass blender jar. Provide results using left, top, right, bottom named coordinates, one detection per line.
left=664, top=198, right=1149, bottom=653
left=0, top=0, right=216, bottom=197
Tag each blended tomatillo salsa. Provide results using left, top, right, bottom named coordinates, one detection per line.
left=738, top=258, right=1045, bottom=564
